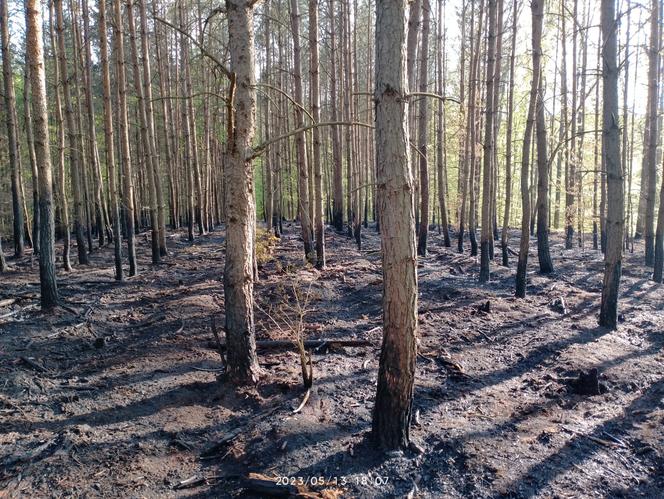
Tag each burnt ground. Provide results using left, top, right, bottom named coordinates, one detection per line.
left=1, top=223, right=663, bottom=498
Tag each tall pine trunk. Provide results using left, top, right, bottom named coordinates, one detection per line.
left=480, top=0, right=497, bottom=282
left=372, top=0, right=417, bottom=451
left=501, top=0, right=517, bottom=266
left=598, top=0, right=623, bottom=329
left=114, top=0, right=138, bottom=276
left=310, top=0, right=325, bottom=268
left=1, top=0, right=26, bottom=257
left=55, top=0, right=89, bottom=265
left=416, top=0, right=431, bottom=257
left=533, top=0, right=553, bottom=274
left=290, top=0, right=314, bottom=261
left=515, top=0, right=540, bottom=298
left=26, top=0, right=59, bottom=308
left=224, top=0, right=261, bottom=385
left=99, top=0, right=123, bottom=280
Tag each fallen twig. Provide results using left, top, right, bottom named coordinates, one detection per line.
left=191, top=366, right=225, bottom=373
left=292, top=388, right=311, bottom=414
left=174, top=475, right=208, bottom=490
left=562, top=426, right=617, bottom=447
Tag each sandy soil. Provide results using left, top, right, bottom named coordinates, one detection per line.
left=1, top=224, right=663, bottom=498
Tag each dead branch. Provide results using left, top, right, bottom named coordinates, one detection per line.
left=292, top=388, right=311, bottom=414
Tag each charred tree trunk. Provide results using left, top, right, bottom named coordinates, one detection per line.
left=290, top=0, right=314, bottom=261
left=310, top=0, right=325, bottom=268
left=480, top=0, right=497, bottom=282
left=55, top=0, right=88, bottom=265
left=372, top=0, right=417, bottom=452
left=515, top=0, right=540, bottom=298
left=99, top=0, right=122, bottom=280
left=224, top=0, right=261, bottom=385
left=416, top=0, right=431, bottom=257
left=598, top=0, right=623, bottom=329
left=1, top=0, right=26, bottom=257
left=436, top=0, right=450, bottom=247
left=533, top=0, right=553, bottom=274
left=114, top=0, right=138, bottom=275
left=501, top=0, right=517, bottom=267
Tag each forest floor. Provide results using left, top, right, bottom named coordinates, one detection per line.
left=1, top=223, right=663, bottom=498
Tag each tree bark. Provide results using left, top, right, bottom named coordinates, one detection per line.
left=81, top=0, right=110, bottom=247
left=642, top=0, right=660, bottom=265
left=501, top=0, right=517, bottom=266
left=310, top=0, right=325, bottom=268
left=139, top=0, right=168, bottom=256
left=0, top=0, right=26, bottom=257
left=0, top=235, right=6, bottom=271
left=26, top=0, right=59, bottom=308
left=23, top=55, right=40, bottom=256
left=289, top=0, right=314, bottom=261
left=99, top=0, right=123, bottom=280
left=114, top=0, right=138, bottom=276
left=178, top=3, right=196, bottom=242
left=436, top=0, right=450, bottom=247
left=372, top=0, right=417, bottom=452
left=515, top=0, right=540, bottom=298
left=224, top=0, right=261, bottom=385
left=48, top=0, right=72, bottom=272
left=329, top=0, right=344, bottom=232
left=416, top=0, right=431, bottom=257
left=55, top=0, right=89, bottom=265
left=480, top=0, right=497, bottom=282
left=127, top=0, right=160, bottom=264
left=598, top=0, right=624, bottom=329
left=533, top=0, right=553, bottom=274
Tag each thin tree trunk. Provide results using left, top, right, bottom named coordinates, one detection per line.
left=55, top=0, right=89, bottom=265
left=533, top=0, right=553, bottom=274
left=416, top=0, right=431, bottom=257
left=0, top=235, right=6, bottom=271
left=290, top=0, right=314, bottom=261
left=114, top=0, right=138, bottom=276
left=468, top=0, right=484, bottom=257
left=501, top=0, right=517, bottom=266
left=81, top=0, right=110, bottom=247
left=457, top=0, right=468, bottom=252
left=127, top=0, right=160, bottom=264
left=99, top=0, right=123, bottom=280
left=310, top=0, right=325, bottom=268
left=23, top=56, right=40, bottom=256
left=436, top=0, right=450, bottom=247
left=480, top=0, right=497, bottom=282
left=48, top=1, right=72, bottom=271
left=70, top=0, right=94, bottom=254
left=643, top=0, right=660, bottom=265
left=178, top=3, right=196, bottom=242
left=329, top=0, right=343, bottom=232
left=1, top=0, right=26, bottom=257
left=139, top=0, right=168, bottom=255
left=593, top=34, right=601, bottom=250
left=515, top=0, right=540, bottom=298
left=264, top=7, right=274, bottom=234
